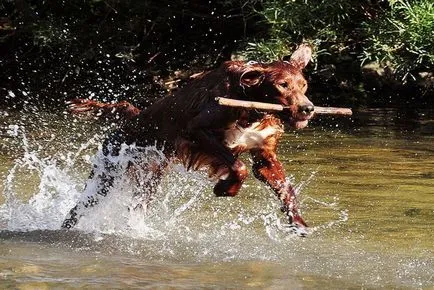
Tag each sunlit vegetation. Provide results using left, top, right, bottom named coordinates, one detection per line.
left=361, top=0, right=434, bottom=79
left=241, top=0, right=434, bottom=79
left=0, top=0, right=433, bottom=109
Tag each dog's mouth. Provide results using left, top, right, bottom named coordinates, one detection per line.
left=288, top=112, right=314, bottom=129
left=280, top=104, right=314, bottom=129
left=291, top=118, right=310, bottom=129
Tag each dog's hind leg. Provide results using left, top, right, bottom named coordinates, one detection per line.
left=61, top=132, right=125, bottom=229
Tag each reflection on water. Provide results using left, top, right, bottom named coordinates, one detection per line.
left=0, top=108, right=433, bottom=289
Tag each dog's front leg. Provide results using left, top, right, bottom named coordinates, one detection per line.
left=186, top=106, right=247, bottom=196
left=250, top=148, right=307, bottom=230
left=189, top=128, right=248, bottom=196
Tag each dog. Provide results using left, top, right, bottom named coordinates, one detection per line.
left=62, top=44, right=315, bottom=236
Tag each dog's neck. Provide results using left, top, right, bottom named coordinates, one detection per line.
left=236, top=109, right=274, bottom=128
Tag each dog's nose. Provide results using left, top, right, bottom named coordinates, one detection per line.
left=298, top=104, right=315, bottom=115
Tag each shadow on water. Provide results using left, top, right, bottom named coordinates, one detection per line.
left=0, top=108, right=433, bottom=288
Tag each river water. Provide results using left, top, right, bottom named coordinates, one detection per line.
left=0, top=108, right=432, bottom=289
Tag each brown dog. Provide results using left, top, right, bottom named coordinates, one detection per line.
left=62, top=44, right=314, bottom=236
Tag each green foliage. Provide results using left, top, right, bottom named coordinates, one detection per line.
left=240, top=0, right=434, bottom=80
left=362, top=0, right=434, bottom=79
left=259, top=0, right=360, bottom=41
left=241, top=0, right=367, bottom=60
left=243, top=38, right=295, bottom=62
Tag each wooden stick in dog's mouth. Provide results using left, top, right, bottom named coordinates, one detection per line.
left=216, top=97, right=352, bottom=116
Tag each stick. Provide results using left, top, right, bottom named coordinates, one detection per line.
left=311, top=106, right=353, bottom=116
left=216, top=97, right=352, bottom=116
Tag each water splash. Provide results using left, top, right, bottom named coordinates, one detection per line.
left=0, top=124, right=347, bottom=247
left=1, top=114, right=432, bottom=289
left=1, top=127, right=85, bottom=231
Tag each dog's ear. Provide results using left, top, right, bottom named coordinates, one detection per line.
left=289, top=44, right=312, bottom=70
left=240, top=69, right=265, bottom=87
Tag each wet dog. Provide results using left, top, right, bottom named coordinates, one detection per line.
left=62, top=44, right=315, bottom=236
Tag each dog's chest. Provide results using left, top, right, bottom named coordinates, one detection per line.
left=224, top=115, right=284, bottom=152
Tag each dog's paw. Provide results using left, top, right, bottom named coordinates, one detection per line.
left=283, top=223, right=308, bottom=237
left=61, top=217, right=77, bottom=229
left=276, top=216, right=309, bottom=237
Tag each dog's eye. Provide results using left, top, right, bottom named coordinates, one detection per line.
left=279, top=82, right=288, bottom=88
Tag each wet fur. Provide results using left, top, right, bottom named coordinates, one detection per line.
left=62, top=45, right=314, bottom=235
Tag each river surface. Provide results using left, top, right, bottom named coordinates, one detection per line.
left=0, top=108, right=433, bottom=289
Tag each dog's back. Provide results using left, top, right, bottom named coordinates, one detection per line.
left=122, top=63, right=241, bottom=150
left=63, top=45, right=314, bottom=235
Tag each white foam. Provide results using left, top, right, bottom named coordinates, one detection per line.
left=0, top=127, right=346, bottom=243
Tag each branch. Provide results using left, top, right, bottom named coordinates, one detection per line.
left=216, top=97, right=352, bottom=116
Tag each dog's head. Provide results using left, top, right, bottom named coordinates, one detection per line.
left=227, top=45, right=314, bottom=129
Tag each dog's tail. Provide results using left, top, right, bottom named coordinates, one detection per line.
left=67, top=99, right=141, bottom=121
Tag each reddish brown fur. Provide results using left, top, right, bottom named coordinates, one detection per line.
left=67, top=99, right=140, bottom=121
left=65, top=44, right=315, bottom=233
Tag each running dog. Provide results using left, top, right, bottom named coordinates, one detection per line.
left=62, top=44, right=315, bottom=236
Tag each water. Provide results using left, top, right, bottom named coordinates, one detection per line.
left=0, top=108, right=433, bottom=289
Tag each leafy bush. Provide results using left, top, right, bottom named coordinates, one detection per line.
left=362, top=0, right=434, bottom=79
left=240, top=0, right=371, bottom=61
left=240, top=0, right=434, bottom=80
